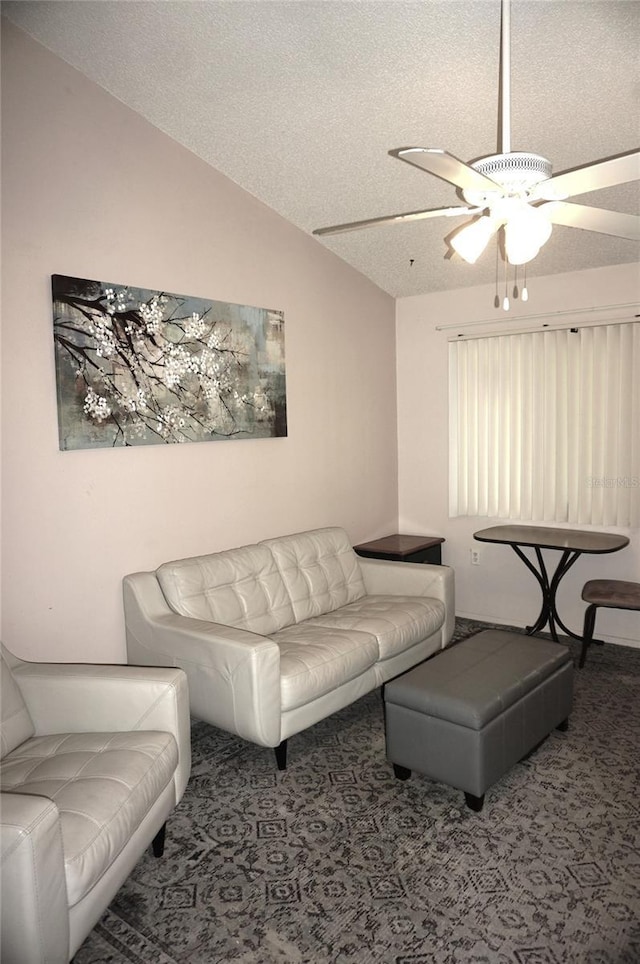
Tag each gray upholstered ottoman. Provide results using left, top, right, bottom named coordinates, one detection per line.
left=384, top=629, right=573, bottom=812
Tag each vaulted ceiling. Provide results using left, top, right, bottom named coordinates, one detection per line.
left=3, top=0, right=639, bottom=297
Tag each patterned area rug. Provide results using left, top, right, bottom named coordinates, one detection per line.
left=75, top=620, right=640, bottom=964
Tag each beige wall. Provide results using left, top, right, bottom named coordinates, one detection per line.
left=0, top=24, right=398, bottom=661
left=396, top=262, right=640, bottom=648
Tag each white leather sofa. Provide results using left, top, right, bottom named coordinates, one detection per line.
left=123, top=526, right=454, bottom=767
left=0, top=645, right=191, bottom=964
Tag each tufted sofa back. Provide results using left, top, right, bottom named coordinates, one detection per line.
left=157, top=544, right=296, bottom=636
left=261, top=527, right=366, bottom=624
left=156, top=528, right=366, bottom=635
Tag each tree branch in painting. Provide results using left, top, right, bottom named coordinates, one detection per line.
left=52, top=275, right=287, bottom=449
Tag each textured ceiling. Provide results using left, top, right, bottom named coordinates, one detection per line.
left=3, top=0, right=639, bottom=298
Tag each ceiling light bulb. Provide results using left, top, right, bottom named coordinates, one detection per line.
left=504, top=204, right=553, bottom=265
left=450, top=217, right=497, bottom=264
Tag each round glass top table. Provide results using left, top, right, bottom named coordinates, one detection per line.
left=473, top=524, right=630, bottom=641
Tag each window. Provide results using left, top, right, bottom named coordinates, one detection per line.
left=449, top=322, right=639, bottom=527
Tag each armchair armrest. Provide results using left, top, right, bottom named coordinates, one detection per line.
left=123, top=573, right=282, bottom=747
left=11, top=663, right=191, bottom=801
left=1, top=793, right=69, bottom=964
left=358, top=557, right=455, bottom=645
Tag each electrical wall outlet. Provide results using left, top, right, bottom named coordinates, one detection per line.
left=470, top=548, right=481, bottom=565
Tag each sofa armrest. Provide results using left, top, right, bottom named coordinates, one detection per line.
left=123, top=573, right=282, bottom=747
left=1, top=793, right=69, bottom=964
left=358, top=557, right=455, bottom=645
left=11, top=663, right=191, bottom=802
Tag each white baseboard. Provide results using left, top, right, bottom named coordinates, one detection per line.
left=456, top=610, right=640, bottom=651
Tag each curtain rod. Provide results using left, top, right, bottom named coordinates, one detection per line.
left=447, top=317, right=639, bottom=342
left=436, top=302, right=639, bottom=332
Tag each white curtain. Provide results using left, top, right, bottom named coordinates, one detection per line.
left=449, top=322, right=640, bottom=526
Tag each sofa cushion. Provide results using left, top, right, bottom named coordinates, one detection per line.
left=0, top=654, right=35, bottom=759
left=262, top=527, right=366, bottom=624
left=270, top=623, right=378, bottom=711
left=157, top=545, right=295, bottom=635
left=305, top=594, right=446, bottom=660
left=0, top=730, right=177, bottom=906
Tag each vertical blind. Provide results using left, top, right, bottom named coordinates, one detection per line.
left=449, top=322, right=639, bottom=526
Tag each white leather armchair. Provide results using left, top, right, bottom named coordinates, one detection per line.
left=0, top=644, right=191, bottom=964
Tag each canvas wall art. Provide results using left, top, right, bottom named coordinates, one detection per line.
left=52, top=275, right=287, bottom=450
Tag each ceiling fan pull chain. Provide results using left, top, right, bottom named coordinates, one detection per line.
left=513, top=264, right=519, bottom=299
left=494, top=237, right=501, bottom=308
left=503, top=251, right=510, bottom=311
left=522, top=265, right=529, bottom=302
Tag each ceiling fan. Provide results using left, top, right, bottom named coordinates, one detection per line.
left=313, top=0, right=639, bottom=271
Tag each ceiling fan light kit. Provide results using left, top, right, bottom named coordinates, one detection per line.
left=450, top=217, right=497, bottom=264
left=504, top=203, right=553, bottom=265
left=313, top=0, right=639, bottom=308
left=463, top=152, right=556, bottom=268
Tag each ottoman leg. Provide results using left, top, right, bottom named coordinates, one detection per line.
left=393, top=764, right=412, bottom=781
left=464, top=792, right=485, bottom=813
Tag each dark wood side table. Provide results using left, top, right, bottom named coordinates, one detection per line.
left=354, top=533, right=445, bottom=566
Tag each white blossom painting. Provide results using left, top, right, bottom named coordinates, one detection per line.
left=52, top=275, right=287, bottom=450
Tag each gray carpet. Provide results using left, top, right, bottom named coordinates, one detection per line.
left=74, top=621, right=640, bottom=964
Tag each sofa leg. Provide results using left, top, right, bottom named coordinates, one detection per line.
left=274, top=740, right=287, bottom=771
left=464, top=792, right=485, bottom=813
left=556, top=717, right=569, bottom=732
left=151, top=822, right=166, bottom=857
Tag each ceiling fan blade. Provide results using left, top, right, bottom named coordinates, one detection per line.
left=531, top=149, right=640, bottom=201
left=313, top=205, right=480, bottom=237
left=539, top=201, right=640, bottom=241
left=391, top=148, right=502, bottom=193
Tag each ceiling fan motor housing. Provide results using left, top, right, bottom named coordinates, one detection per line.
left=464, top=152, right=553, bottom=204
